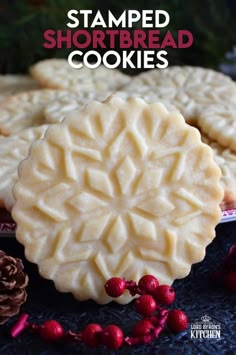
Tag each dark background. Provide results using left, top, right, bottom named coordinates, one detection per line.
left=0, top=0, right=236, bottom=74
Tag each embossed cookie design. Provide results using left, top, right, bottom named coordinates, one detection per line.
left=30, top=59, right=130, bottom=94
left=0, top=75, right=39, bottom=103
left=0, top=89, right=88, bottom=136
left=120, top=66, right=236, bottom=124
left=197, top=103, right=236, bottom=153
left=200, top=131, right=236, bottom=210
left=12, top=97, right=223, bottom=304
left=0, top=125, right=48, bottom=210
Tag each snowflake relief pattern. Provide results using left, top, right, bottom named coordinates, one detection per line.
left=12, top=97, right=222, bottom=304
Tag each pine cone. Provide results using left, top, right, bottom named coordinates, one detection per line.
left=0, top=250, right=28, bottom=324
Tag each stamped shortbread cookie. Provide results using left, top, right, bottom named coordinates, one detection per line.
left=30, top=59, right=130, bottom=94
left=45, top=91, right=178, bottom=124
left=199, top=132, right=236, bottom=210
left=44, top=91, right=109, bottom=124
left=0, top=75, right=39, bottom=102
left=197, top=103, right=236, bottom=153
left=115, top=90, right=182, bottom=114
left=0, top=89, right=90, bottom=135
left=0, top=125, right=48, bottom=211
left=121, top=66, right=236, bottom=123
left=12, top=97, right=223, bottom=304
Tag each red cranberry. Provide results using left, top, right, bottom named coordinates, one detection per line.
left=104, top=277, right=126, bottom=297
left=153, top=285, right=175, bottom=305
left=135, top=295, right=157, bottom=317
left=132, top=319, right=154, bottom=336
left=138, top=275, right=159, bottom=294
left=82, top=323, right=103, bottom=347
left=101, top=324, right=124, bottom=350
left=39, top=320, right=64, bottom=342
left=167, top=309, right=188, bottom=333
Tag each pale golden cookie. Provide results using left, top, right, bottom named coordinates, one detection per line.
left=30, top=59, right=130, bottom=94
left=0, top=75, right=39, bottom=103
left=44, top=91, right=109, bottom=124
left=121, top=66, right=236, bottom=124
left=0, top=89, right=84, bottom=135
left=0, top=125, right=48, bottom=211
left=12, top=97, right=223, bottom=304
left=197, top=103, right=236, bottom=153
left=200, top=132, right=236, bottom=210
left=115, top=90, right=181, bottom=113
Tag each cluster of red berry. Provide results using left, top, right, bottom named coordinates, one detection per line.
left=10, top=275, right=188, bottom=350
left=104, top=275, right=188, bottom=347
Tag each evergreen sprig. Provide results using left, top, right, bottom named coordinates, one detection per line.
left=0, top=0, right=235, bottom=73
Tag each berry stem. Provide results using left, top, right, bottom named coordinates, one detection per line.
left=124, top=309, right=168, bottom=346
left=153, top=309, right=169, bottom=337
left=10, top=276, right=186, bottom=349
left=125, top=280, right=145, bottom=296
left=64, top=330, right=82, bottom=342
left=125, top=280, right=139, bottom=296
left=10, top=313, right=30, bottom=338
left=30, top=323, right=41, bottom=331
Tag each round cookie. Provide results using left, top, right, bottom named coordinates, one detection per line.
left=200, top=132, right=236, bottom=210
left=197, top=103, right=236, bottom=153
left=121, top=66, right=236, bottom=123
left=45, top=89, right=180, bottom=124
left=30, top=59, right=130, bottom=94
left=0, top=89, right=89, bottom=135
left=115, top=90, right=182, bottom=114
left=12, top=97, right=223, bottom=304
left=0, top=75, right=39, bottom=103
left=44, top=91, right=110, bottom=124
left=0, top=125, right=48, bottom=211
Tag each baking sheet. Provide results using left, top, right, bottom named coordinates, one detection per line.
left=221, top=208, right=236, bottom=223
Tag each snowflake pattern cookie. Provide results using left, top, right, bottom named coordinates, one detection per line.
left=30, top=59, right=130, bottom=95
left=200, top=132, right=236, bottom=210
left=12, top=97, right=223, bottom=304
left=44, top=91, right=109, bottom=124
left=121, top=66, right=236, bottom=123
left=197, top=103, right=236, bottom=153
left=0, top=75, right=39, bottom=103
left=0, top=125, right=48, bottom=211
left=0, top=89, right=94, bottom=135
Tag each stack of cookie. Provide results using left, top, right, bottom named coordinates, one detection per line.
left=11, top=97, right=223, bottom=303
left=0, top=60, right=130, bottom=211
left=0, top=61, right=230, bottom=302
left=0, top=59, right=235, bottom=212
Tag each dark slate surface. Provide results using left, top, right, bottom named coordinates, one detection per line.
left=0, top=222, right=236, bottom=355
